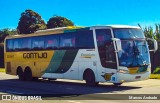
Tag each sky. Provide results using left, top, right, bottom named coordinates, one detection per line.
left=0, top=0, right=160, bottom=29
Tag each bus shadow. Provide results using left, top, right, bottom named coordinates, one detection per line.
left=0, top=79, right=142, bottom=99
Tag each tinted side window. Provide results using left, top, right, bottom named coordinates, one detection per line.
left=45, top=35, right=59, bottom=50
left=96, top=29, right=112, bottom=47
left=6, top=39, right=14, bottom=52
left=21, top=37, right=32, bottom=51
left=13, top=38, right=22, bottom=51
left=60, top=33, right=75, bottom=49
left=76, top=30, right=94, bottom=49
left=32, top=36, right=45, bottom=50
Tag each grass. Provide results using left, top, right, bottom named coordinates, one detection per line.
left=150, top=74, right=160, bottom=79
left=150, top=67, right=160, bottom=79
left=0, top=68, right=5, bottom=73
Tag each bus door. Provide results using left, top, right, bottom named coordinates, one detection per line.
left=95, top=29, right=117, bottom=80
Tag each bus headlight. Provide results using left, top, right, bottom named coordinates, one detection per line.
left=118, top=69, right=129, bottom=74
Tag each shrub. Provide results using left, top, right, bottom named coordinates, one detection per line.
left=153, top=67, right=160, bottom=74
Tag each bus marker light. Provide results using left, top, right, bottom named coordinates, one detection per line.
left=104, top=73, right=112, bottom=81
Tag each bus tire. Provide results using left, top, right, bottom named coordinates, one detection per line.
left=32, top=77, right=39, bottom=81
left=83, top=69, right=99, bottom=86
left=48, top=78, right=57, bottom=81
left=17, top=67, right=24, bottom=81
left=24, top=67, right=33, bottom=81
left=113, top=83, right=122, bottom=86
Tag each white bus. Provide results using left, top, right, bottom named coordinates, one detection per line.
left=4, top=25, right=158, bottom=86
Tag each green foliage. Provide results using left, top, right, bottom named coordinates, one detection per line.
left=143, top=26, right=154, bottom=39
left=154, top=24, right=160, bottom=41
left=140, top=25, right=155, bottom=50
left=0, top=28, right=16, bottom=67
left=140, top=24, right=160, bottom=40
left=47, top=16, right=74, bottom=29
left=153, top=67, right=160, bottom=74
left=139, top=24, right=160, bottom=50
left=17, top=9, right=47, bottom=34
left=0, top=28, right=17, bottom=43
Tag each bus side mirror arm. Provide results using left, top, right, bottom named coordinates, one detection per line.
left=146, top=38, right=158, bottom=52
left=112, top=38, right=122, bottom=52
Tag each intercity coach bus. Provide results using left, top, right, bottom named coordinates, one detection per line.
left=4, top=25, right=158, bottom=86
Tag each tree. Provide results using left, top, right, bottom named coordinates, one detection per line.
left=154, top=24, right=160, bottom=41
left=138, top=24, right=155, bottom=39
left=47, top=16, right=74, bottom=29
left=139, top=24, right=160, bottom=48
left=143, top=26, right=154, bottom=39
left=138, top=24, right=160, bottom=40
left=0, top=28, right=17, bottom=43
left=17, top=9, right=47, bottom=34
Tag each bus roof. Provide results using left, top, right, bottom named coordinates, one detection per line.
left=5, top=26, right=84, bottom=39
left=5, top=25, right=141, bottom=39
left=107, top=25, right=140, bottom=29
left=90, top=25, right=141, bottom=29
left=35, top=26, right=84, bottom=33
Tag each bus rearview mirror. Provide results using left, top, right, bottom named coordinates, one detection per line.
left=112, top=38, right=122, bottom=52
left=146, top=38, right=158, bottom=52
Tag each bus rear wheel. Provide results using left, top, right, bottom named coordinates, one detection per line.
left=17, top=67, right=24, bottom=81
left=84, top=69, right=99, bottom=86
left=24, top=67, right=33, bottom=81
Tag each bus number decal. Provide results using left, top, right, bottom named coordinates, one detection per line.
left=7, top=55, right=14, bottom=58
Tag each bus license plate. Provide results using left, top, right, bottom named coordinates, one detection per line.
left=135, top=76, right=141, bottom=79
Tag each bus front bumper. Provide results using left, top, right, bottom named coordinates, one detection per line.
left=115, top=71, right=150, bottom=83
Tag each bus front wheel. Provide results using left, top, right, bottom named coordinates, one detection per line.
left=84, top=69, right=99, bottom=86
left=113, top=83, right=122, bottom=86
left=24, top=67, right=33, bottom=81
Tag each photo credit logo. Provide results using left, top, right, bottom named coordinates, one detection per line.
left=1, top=95, right=42, bottom=100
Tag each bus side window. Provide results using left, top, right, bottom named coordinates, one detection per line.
left=32, top=36, right=45, bottom=50
left=21, top=38, right=32, bottom=51
left=13, top=39, right=22, bottom=51
left=6, top=40, right=13, bottom=52
left=45, top=35, right=59, bottom=50
left=76, top=30, right=95, bottom=49
left=60, top=33, right=75, bottom=49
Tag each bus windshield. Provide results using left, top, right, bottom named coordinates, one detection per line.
left=113, top=28, right=150, bottom=67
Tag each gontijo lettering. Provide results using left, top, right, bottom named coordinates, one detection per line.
left=23, top=52, right=47, bottom=59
